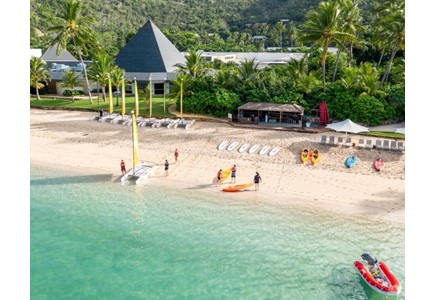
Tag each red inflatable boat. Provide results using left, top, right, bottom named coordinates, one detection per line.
left=354, top=260, right=401, bottom=296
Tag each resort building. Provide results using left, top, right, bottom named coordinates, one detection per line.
left=115, top=19, right=186, bottom=96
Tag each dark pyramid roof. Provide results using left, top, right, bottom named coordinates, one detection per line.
left=41, top=46, right=78, bottom=62
left=115, top=20, right=185, bottom=73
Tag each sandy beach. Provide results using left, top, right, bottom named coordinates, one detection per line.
left=30, top=109, right=405, bottom=225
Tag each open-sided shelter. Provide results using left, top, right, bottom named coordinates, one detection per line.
left=237, top=102, right=304, bottom=128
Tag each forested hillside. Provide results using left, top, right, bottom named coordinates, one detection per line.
left=30, top=0, right=323, bottom=53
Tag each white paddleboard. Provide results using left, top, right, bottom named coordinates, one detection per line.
left=227, top=141, right=239, bottom=151
left=259, top=145, right=270, bottom=155
left=218, top=141, right=229, bottom=151
left=238, top=143, right=250, bottom=153
left=248, top=144, right=260, bottom=154
left=268, top=146, right=281, bottom=157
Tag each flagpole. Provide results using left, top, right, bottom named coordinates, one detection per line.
left=121, top=77, right=126, bottom=117
left=108, top=75, right=113, bottom=114
left=134, top=77, right=139, bottom=116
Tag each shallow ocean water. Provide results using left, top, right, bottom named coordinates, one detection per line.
left=30, top=165, right=405, bottom=299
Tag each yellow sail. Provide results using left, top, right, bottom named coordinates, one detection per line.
left=121, top=79, right=126, bottom=116
left=134, top=79, right=139, bottom=116
left=132, top=114, right=139, bottom=170
left=108, top=77, right=113, bottom=114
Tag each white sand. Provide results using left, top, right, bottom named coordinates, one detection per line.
left=30, top=109, right=405, bottom=225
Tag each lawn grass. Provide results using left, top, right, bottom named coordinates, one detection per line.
left=361, top=131, right=405, bottom=139
left=30, top=95, right=177, bottom=117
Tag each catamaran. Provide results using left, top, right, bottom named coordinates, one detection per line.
left=121, top=112, right=158, bottom=184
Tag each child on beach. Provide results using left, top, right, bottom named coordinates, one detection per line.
left=254, top=171, right=262, bottom=191
left=231, top=165, right=237, bottom=183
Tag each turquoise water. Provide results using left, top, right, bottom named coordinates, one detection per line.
left=30, top=165, right=405, bottom=300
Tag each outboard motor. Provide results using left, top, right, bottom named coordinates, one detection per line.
left=361, top=253, right=378, bottom=265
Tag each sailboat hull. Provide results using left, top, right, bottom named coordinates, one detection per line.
left=121, top=164, right=158, bottom=184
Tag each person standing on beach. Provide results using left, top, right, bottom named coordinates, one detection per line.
left=231, top=165, right=237, bottom=183
left=164, top=159, right=169, bottom=176
left=120, top=159, right=126, bottom=175
left=174, top=149, right=179, bottom=163
left=254, top=171, right=262, bottom=191
left=217, top=169, right=222, bottom=186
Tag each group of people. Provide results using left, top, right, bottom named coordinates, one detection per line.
left=216, top=166, right=262, bottom=190
left=120, top=149, right=179, bottom=177
left=121, top=150, right=263, bottom=191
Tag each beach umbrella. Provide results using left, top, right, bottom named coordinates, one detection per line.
left=395, top=128, right=405, bottom=135
left=325, top=118, right=369, bottom=135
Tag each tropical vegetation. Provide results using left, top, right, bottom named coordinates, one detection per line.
left=30, top=0, right=405, bottom=126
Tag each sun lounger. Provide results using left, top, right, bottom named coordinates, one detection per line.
left=366, top=139, right=373, bottom=149
left=397, top=141, right=405, bottom=151
left=345, top=137, right=352, bottom=147
left=357, top=139, right=365, bottom=148
left=383, top=140, right=390, bottom=150
left=328, top=136, right=335, bottom=144
left=390, top=140, right=398, bottom=151
left=375, top=139, right=382, bottom=149
left=337, top=137, right=344, bottom=145
left=320, top=135, right=327, bottom=144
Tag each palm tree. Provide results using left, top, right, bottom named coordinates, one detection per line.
left=47, top=0, right=99, bottom=103
left=331, top=0, right=363, bottom=81
left=87, top=51, right=115, bottom=102
left=111, top=67, right=125, bottom=107
left=358, top=62, right=384, bottom=96
left=298, top=1, right=354, bottom=91
left=273, top=21, right=286, bottom=49
left=238, top=59, right=260, bottom=82
left=287, top=22, right=298, bottom=48
left=340, top=67, right=360, bottom=89
left=174, top=49, right=209, bottom=78
left=173, top=74, right=191, bottom=117
left=215, top=69, right=237, bottom=90
left=371, top=0, right=405, bottom=85
left=285, top=58, right=308, bottom=85
left=30, top=57, right=51, bottom=100
left=60, top=70, right=82, bottom=101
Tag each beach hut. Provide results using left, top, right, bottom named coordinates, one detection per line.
left=237, top=102, right=304, bottom=128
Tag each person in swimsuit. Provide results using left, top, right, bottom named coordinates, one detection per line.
left=231, top=165, right=237, bottom=183
left=174, top=149, right=179, bottom=163
left=254, top=171, right=262, bottom=191
left=164, top=159, right=169, bottom=176
left=120, top=159, right=126, bottom=175
left=217, top=169, right=222, bottom=186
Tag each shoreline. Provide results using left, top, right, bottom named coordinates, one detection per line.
left=30, top=109, right=405, bottom=226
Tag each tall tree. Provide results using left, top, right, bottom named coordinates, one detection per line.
left=87, top=51, right=115, bottom=102
left=47, top=0, right=99, bottom=103
left=287, top=21, right=298, bottom=48
left=30, top=57, right=51, bottom=100
left=111, top=67, right=125, bottom=107
left=371, top=0, right=405, bottom=85
left=298, top=1, right=353, bottom=91
left=331, top=0, right=363, bottom=81
left=273, top=21, right=286, bottom=49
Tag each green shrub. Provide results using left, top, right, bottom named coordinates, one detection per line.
left=180, top=88, right=241, bottom=118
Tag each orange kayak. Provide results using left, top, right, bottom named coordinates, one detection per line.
left=222, top=183, right=254, bottom=192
